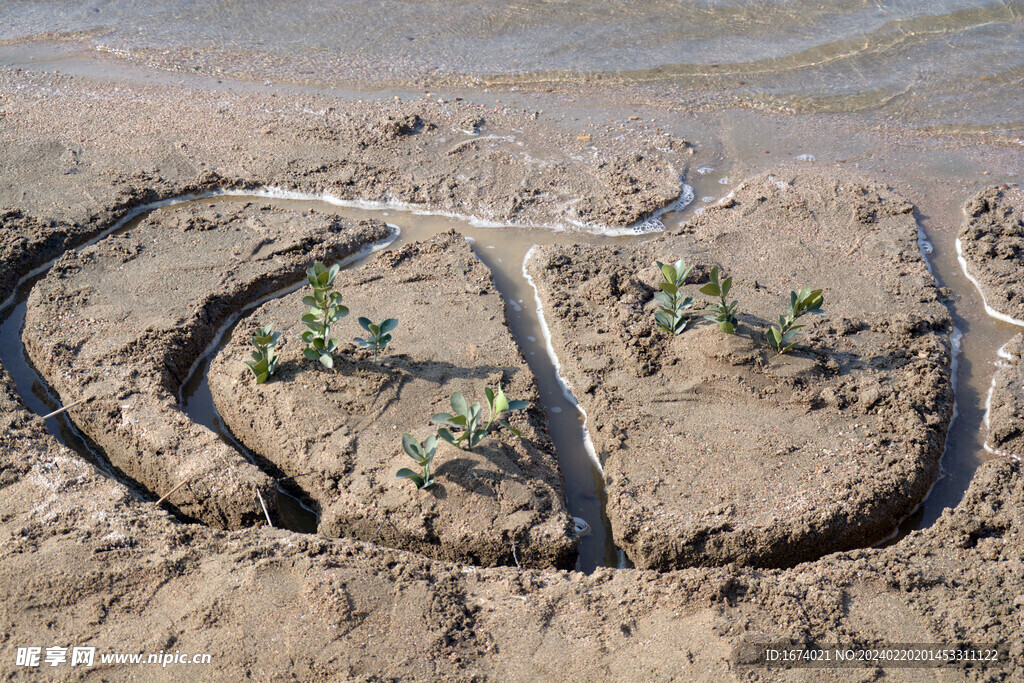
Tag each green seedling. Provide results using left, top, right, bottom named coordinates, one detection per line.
left=244, top=323, right=281, bottom=383
left=397, top=432, right=437, bottom=489
left=355, top=317, right=398, bottom=363
left=767, top=287, right=826, bottom=354
left=653, top=259, right=694, bottom=335
left=301, top=261, right=348, bottom=369
left=431, top=386, right=530, bottom=451
left=699, top=266, right=739, bottom=334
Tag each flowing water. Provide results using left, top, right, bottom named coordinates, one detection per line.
left=3, top=1, right=1024, bottom=137
left=1, top=1, right=1023, bottom=570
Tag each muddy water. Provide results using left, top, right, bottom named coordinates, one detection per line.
left=4, top=1, right=1024, bottom=136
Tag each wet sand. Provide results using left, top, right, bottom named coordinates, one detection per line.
left=1, top=37, right=1023, bottom=680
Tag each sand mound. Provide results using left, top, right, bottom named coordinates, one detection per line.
left=209, top=232, right=577, bottom=568
left=958, top=186, right=1024, bottom=324
left=23, top=201, right=392, bottom=527
left=527, top=169, right=953, bottom=569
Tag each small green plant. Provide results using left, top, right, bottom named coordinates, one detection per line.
left=243, top=323, right=281, bottom=383
left=653, top=259, right=694, bottom=335
left=355, top=317, right=398, bottom=363
left=700, top=266, right=739, bottom=334
left=301, top=261, right=348, bottom=369
left=767, top=287, right=826, bottom=354
left=397, top=433, right=437, bottom=489
left=431, top=386, right=530, bottom=450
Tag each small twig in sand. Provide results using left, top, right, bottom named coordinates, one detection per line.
left=156, top=474, right=197, bottom=506
left=511, top=539, right=522, bottom=570
left=370, top=515, right=401, bottom=544
left=42, top=396, right=93, bottom=420
left=256, top=488, right=273, bottom=527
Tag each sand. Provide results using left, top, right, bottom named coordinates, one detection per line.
left=0, top=63, right=1022, bottom=680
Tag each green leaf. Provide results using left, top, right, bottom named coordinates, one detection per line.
left=492, top=386, right=510, bottom=415
left=379, top=318, right=398, bottom=334
left=720, top=321, right=736, bottom=334
left=653, top=291, right=673, bottom=308
left=451, top=392, right=468, bottom=417
left=658, top=281, right=678, bottom=296
left=699, top=282, right=720, bottom=296
left=507, top=400, right=530, bottom=411
left=302, top=347, right=320, bottom=361
left=498, top=420, right=522, bottom=437
left=431, top=413, right=462, bottom=428
left=437, top=428, right=457, bottom=445
left=402, top=433, right=422, bottom=459
left=358, top=316, right=372, bottom=332
left=423, top=433, right=438, bottom=457
left=319, top=353, right=334, bottom=369
left=721, top=276, right=732, bottom=299
left=659, top=262, right=677, bottom=284
left=396, top=468, right=424, bottom=488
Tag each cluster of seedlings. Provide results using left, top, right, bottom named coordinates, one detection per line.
left=652, top=259, right=825, bottom=354
left=243, top=260, right=529, bottom=490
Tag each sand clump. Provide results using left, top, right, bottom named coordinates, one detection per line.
left=986, top=334, right=1024, bottom=460
left=22, top=201, right=392, bottom=527
left=958, top=185, right=1024, bottom=324
left=527, top=170, right=953, bottom=570
left=209, top=232, right=578, bottom=568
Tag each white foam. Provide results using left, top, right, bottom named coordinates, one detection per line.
left=627, top=182, right=695, bottom=234
left=981, top=340, right=1023, bottom=461
left=224, top=184, right=683, bottom=237
left=522, top=245, right=603, bottom=473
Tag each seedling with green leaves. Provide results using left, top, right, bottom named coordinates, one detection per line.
left=653, top=259, right=694, bottom=335
left=699, top=266, right=739, bottom=334
left=431, top=386, right=530, bottom=451
left=301, top=261, right=348, bottom=369
left=355, top=317, right=397, bottom=363
left=396, top=432, right=437, bottom=489
left=767, top=287, right=826, bottom=354
left=244, top=323, right=281, bottom=383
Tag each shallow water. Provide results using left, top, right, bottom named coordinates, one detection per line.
left=3, top=0, right=1024, bottom=135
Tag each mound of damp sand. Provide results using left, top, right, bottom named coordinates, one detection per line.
left=209, top=231, right=578, bottom=569
left=23, top=201, right=392, bottom=528
left=987, top=335, right=1024, bottom=461
left=526, top=169, right=953, bottom=570
left=958, top=185, right=1024, bottom=325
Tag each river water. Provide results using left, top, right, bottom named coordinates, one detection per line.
left=3, top=0, right=1024, bottom=137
